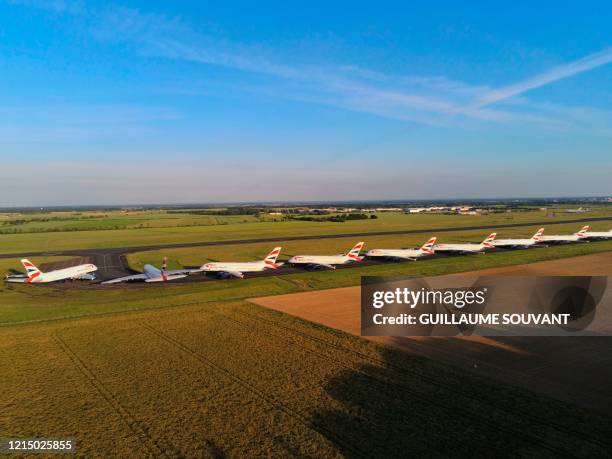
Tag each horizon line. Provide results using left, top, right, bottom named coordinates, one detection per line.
left=1, top=196, right=610, bottom=210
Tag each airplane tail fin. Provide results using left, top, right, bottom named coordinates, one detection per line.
left=419, top=237, right=437, bottom=254
left=346, top=242, right=365, bottom=260
left=21, top=259, right=42, bottom=282
left=531, top=228, right=544, bottom=241
left=576, top=225, right=589, bottom=238
left=263, top=247, right=283, bottom=268
left=161, top=256, right=168, bottom=281
left=481, top=233, right=497, bottom=248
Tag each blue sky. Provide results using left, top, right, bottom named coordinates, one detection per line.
left=1, top=0, right=611, bottom=205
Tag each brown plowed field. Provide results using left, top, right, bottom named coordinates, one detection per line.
left=249, top=251, right=612, bottom=414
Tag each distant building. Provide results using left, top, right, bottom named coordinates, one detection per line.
left=565, top=207, right=590, bottom=213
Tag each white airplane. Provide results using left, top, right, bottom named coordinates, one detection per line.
left=493, top=228, right=544, bottom=249
left=102, top=257, right=194, bottom=284
left=537, top=226, right=589, bottom=244
left=4, top=259, right=97, bottom=283
left=365, top=237, right=436, bottom=261
left=580, top=228, right=612, bottom=240
left=288, top=242, right=365, bottom=269
left=200, top=247, right=283, bottom=278
left=434, top=233, right=497, bottom=254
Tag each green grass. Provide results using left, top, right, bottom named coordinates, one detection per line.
left=125, top=221, right=604, bottom=270
left=2, top=211, right=612, bottom=456
left=0, top=210, right=260, bottom=235
left=2, top=241, right=611, bottom=325
left=1, top=300, right=611, bottom=456
left=1, top=209, right=610, bottom=254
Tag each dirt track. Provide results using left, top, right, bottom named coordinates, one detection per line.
left=249, top=251, right=612, bottom=415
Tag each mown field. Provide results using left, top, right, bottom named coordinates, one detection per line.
left=1, top=209, right=611, bottom=254
left=2, top=301, right=611, bottom=457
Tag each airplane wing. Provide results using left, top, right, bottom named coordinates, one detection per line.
left=4, top=275, right=29, bottom=283
left=435, top=248, right=478, bottom=255
left=165, top=268, right=201, bottom=275
left=102, top=274, right=149, bottom=284
left=391, top=256, right=417, bottom=261
left=145, top=274, right=188, bottom=282
left=431, top=247, right=458, bottom=253
left=219, top=271, right=244, bottom=279
left=584, top=234, right=612, bottom=240
left=494, top=242, right=528, bottom=249
left=307, top=263, right=336, bottom=270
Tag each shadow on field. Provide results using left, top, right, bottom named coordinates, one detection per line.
left=380, top=334, right=612, bottom=416
left=309, top=346, right=612, bottom=458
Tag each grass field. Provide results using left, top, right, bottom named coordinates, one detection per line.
left=2, top=300, right=611, bottom=457
left=1, top=209, right=611, bottom=254
left=0, top=210, right=262, bottom=234
left=2, top=241, right=611, bottom=325
left=2, top=210, right=612, bottom=456
left=125, top=221, right=606, bottom=270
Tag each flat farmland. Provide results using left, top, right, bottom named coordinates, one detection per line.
left=2, top=301, right=611, bottom=457
left=2, top=209, right=611, bottom=254
left=0, top=210, right=261, bottom=234
left=249, top=251, right=612, bottom=414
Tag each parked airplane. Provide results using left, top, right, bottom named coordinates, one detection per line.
left=288, top=242, right=365, bottom=269
left=102, top=257, right=194, bottom=284
left=434, top=233, right=497, bottom=254
left=365, top=237, right=436, bottom=261
left=580, top=228, right=612, bottom=240
left=200, top=247, right=283, bottom=278
left=4, top=259, right=97, bottom=283
left=537, top=226, right=589, bottom=244
left=493, top=228, right=544, bottom=249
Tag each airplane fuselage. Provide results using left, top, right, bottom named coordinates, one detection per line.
left=582, top=231, right=612, bottom=239
left=201, top=261, right=271, bottom=273
left=493, top=238, right=538, bottom=248
left=366, top=249, right=429, bottom=259
left=5, top=264, right=97, bottom=283
left=538, top=235, right=584, bottom=243
left=288, top=255, right=355, bottom=266
left=142, top=264, right=188, bottom=282
left=434, top=244, right=487, bottom=254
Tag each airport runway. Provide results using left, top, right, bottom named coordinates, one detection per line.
left=1, top=216, right=610, bottom=282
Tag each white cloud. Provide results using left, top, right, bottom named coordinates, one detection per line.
left=7, top=1, right=612, bottom=128
left=475, top=47, right=612, bottom=107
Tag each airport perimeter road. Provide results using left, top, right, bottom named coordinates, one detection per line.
left=1, top=216, right=610, bottom=261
